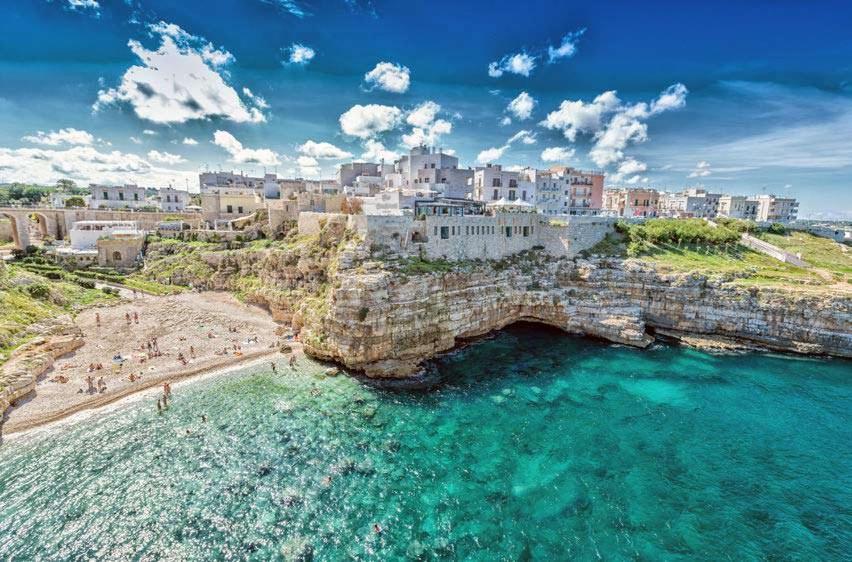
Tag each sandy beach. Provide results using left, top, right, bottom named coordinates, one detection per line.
left=1, top=291, right=296, bottom=435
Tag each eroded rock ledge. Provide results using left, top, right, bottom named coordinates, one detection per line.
left=301, top=256, right=851, bottom=377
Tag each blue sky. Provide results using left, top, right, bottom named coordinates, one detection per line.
left=1, top=0, right=851, bottom=218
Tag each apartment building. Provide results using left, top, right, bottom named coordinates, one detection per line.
left=473, top=164, right=536, bottom=204
left=89, top=184, right=149, bottom=210
left=158, top=187, right=190, bottom=212
left=718, top=195, right=757, bottom=220
left=603, top=188, right=660, bottom=217
left=755, top=195, right=798, bottom=222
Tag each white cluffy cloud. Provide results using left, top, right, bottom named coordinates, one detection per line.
left=94, top=22, right=266, bottom=125
left=688, top=161, right=712, bottom=177
left=298, top=140, right=352, bottom=159
left=182, top=137, right=199, bottom=145
left=488, top=52, right=536, bottom=78
left=339, top=104, right=403, bottom=139
left=540, top=146, right=575, bottom=162
left=476, top=129, right=536, bottom=164
left=296, top=155, right=320, bottom=177
left=22, top=128, right=94, bottom=146
left=66, top=0, right=99, bottom=13
left=361, top=139, right=399, bottom=163
left=547, top=29, right=586, bottom=62
left=212, top=131, right=280, bottom=165
left=609, top=158, right=649, bottom=184
left=147, top=150, right=186, bottom=165
left=364, top=61, right=411, bottom=94
left=402, top=101, right=453, bottom=148
left=542, top=83, right=688, bottom=168
left=0, top=145, right=193, bottom=187
left=507, top=91, right=537, bottom=121
left=283, top=43, right=315, bottom=65
left=364, top=62, right=410, bottom=93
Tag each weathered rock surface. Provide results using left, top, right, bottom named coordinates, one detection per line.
left=0, top=325, right=84, bottom=421
left=302, top=257, right=851, bottom=377
left=140, top=235, right=851, bottom=378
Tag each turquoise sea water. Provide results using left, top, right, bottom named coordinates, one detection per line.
left=1, top=324, right=850, bottom=561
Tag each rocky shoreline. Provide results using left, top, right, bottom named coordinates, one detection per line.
left=301, top=255, right=851, bottom=377
left=133, top=233, right=852, bottom=380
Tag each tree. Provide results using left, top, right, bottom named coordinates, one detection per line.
left=56, top=179, right=76, bottom=191
left=64, top=196, right=86, bottom=208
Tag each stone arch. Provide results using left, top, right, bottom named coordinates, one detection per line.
left=1, top=212, right=29, bottom=249
left=112, top=250, right=123, bottom=262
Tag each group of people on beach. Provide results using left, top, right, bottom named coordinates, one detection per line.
left=85, top=374, right=106, bottom=394
left=156, top=381, right=171, bottom=413
left=124, top=311, right=139, bottom=325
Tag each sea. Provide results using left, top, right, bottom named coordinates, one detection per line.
left=1, top=324, right=849, bottom=561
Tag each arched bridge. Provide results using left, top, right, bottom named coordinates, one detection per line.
left=0, top=207, right=201, bottom=250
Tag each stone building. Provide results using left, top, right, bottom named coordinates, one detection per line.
left=89, top=184, right=149, bottom=210
left=603, top=188, right=661, bottom=217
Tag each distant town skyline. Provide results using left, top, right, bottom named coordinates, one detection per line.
left=1, top=0, right=851, bottom=219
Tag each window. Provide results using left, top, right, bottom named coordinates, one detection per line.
left=509, top=179, right=517, bottom=188
left=508, top=190, right=516, bottom=201
left=505, top=226, right=512, bottom=238
left=103, top=191, right=109, bottom=199
left=465, top=226, right=469, bottom=235
left=238, top=206, right=244, bottom=214
left=133, top=193, right=139, bottom=201
left=227, top=205, right=233, bottom=213
left=522, top=190, right=527, bottom=201
left=523, top=226, right=530, bottom=237
left=119, top=192, right=125, bottom=201
left=440, top=226, right=449, bottom=239
left=430, top=163, right=435, bottom=169
left=492, top=178, right=501, bottom=187
left=492, top=189, right=499, bottom=200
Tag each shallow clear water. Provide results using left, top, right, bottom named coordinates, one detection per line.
left=1, top=324, right=850, bottom=561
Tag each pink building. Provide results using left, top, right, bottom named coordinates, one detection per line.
left=603, top=188, right=660, bottom=217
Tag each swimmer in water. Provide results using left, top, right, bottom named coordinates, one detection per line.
left=373, top=523, right=383, bottom=534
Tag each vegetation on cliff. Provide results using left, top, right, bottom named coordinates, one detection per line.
left=0, top=263, right=115, bottom=366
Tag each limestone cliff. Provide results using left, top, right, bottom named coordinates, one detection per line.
left=302, top=254, right=851, bottom=377
left=139, top=229, right=851, bottom=378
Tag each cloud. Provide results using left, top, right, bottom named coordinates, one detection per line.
left=147, top=150, right=186, bottom=165
left=363, top=62, right=410, bottom=93
left=65, top=0, right=99, bottom=14
left=242, top=88, right=269, bottom=109
left=298, top=140, right=352, bottom=159
left=142, top=129, right=157, bottom=136
left=258, top=0, right=307, bottom=18
left=540, top=146, right=575, bottom=162
left=22, top=128, right=94, bottom=146
left=541, top=91, right=620, bottom=141
left=361, top=139, right=399, bottom=162
left=339, top=104, right=403, bottom=139
left=609, top=158, right=648, bottom=183
left=507, top=91, right=536, bottom=121
left=547, top=29, right=585, bottom=62
left=401, top=101, right=452, bottom=148
left=296, top=155, right=321, bottom=177
left=488, top=52, right=536, bottom=78
left=688, top=161, right=712, bottom=177
left=129, top=136, right=142, bottom=145
left=0, top=145, right=193, bottom=187
left=94, top=22, right=266, bottom=125
left=212, top=130, right=280, bottom=165
left=476, top=129, right=535, bottom=164
left=283, top=43, right=315, bottom=65
left=508, top=130, right=536, bottom=145
left=182, top=137, right=198, bottom=145
left=542, top=83, right=688, bottom=168
left=477, top=145, right=509, bottom=164
left=500, top=116, right=512, bottom=126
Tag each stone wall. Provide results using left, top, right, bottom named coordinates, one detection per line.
left=0, top=217, right=12, bottom=242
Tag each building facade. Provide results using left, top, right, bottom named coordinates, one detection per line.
left=89, top=184, right=149, bottom=210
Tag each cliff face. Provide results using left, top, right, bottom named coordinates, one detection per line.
left=141, top=235, right=851, bottom=379
left=301, top=255, right=851, bottom=377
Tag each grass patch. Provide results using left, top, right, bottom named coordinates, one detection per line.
left=758, top=231, right=852, bottom=280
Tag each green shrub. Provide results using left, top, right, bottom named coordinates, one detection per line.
left=26, top=282, right=50, bottom=299
left=767, top=222, right=787, bottom=235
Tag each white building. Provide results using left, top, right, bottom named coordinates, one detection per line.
left=89, top=184, right=149, bottom=210
left=473, top=164, right=535, bottom=205
left=717, top=195, right=757, bottom=220
left=157, top=187, right=190, bottom=212
left=755, top=195, right=798, bottom=223
left=69, top=220, right=142, bottom=250
left=659, top=188, right=722, bottom=218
